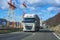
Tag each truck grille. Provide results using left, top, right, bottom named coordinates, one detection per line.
left=25, top=26, right=32, bottom=30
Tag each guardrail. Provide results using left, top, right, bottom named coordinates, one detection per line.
left=0, top=28, right=23, bottom=34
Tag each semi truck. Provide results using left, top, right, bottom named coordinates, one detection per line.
left=22, top=14, right=40, bottom=31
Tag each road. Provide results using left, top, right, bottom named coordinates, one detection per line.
left=0, top=29, right=60, bottom=40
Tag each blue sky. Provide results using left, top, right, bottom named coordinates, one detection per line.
left=0, top=0, right=60, bottom=22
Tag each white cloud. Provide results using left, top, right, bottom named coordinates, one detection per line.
left=28, top=6, right=36, bottom=11
left=55, top=0, right=60, bottom=4
left=19, top=3, right=36, bottom=11
left=0, top=0, right=17, bottom=10
left=0, top=0, right=10, bottom=10
left=47, top=7, right=60, bottom=12
left=18, top=0, right=40, bottom=4
left=30, top=7, right=35, bottom=10
left=47, top=7, right=55, bottom=12
left=0, top=0, right=60, bottom=10
left=24, top=0, right=60, bottom=7
left=27, top=0, right=40, bottom=4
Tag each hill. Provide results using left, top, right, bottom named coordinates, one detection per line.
left=45, top=12, right=60, bottom=27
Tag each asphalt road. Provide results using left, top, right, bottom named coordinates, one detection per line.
left=0, top=29, right=60, bottom=40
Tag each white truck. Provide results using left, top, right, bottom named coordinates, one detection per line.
left=22, top=14, right=40, bottom=31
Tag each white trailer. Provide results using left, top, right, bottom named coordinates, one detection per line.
left=22, top=14, right=40, bottom=31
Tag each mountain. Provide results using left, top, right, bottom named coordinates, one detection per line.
left=45, top=12, right=60, bottom=27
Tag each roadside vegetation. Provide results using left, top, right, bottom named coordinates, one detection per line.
left=51, top=25, right=60, bottom=33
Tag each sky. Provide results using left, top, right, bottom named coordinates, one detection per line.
left=0, top=0, right=60, bottom=22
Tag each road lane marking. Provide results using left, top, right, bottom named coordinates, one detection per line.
left=53, top=33, right=60, bottom=40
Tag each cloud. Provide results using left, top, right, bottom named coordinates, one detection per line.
left=47, top=7, right=55, bottom=11
left=0, top=0, right=60, bottom=10
left=18, top=0, right=60, bottom=14
left=25, top=0, right=60, bottom=7
left=0, top=0, right=10, bottom=10
left=0, top=0, right=17, bottom=10
left=27, top=6, right=36, bottom=11
left=27, top=0, right=40, bottom=4
left=47, top=7, right=60, bottom=12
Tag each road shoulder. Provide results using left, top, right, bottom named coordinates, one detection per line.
left=53, top=32, right=60, bottom=40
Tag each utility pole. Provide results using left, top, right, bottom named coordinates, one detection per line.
left=7, top=0, right=16, bottom=28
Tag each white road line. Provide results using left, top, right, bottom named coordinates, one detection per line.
left=53, top=33, right=60, bottom=40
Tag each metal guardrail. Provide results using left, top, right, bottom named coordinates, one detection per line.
left=0, top=28, right=23, bottom=31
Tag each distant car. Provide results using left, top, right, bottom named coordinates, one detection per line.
left=0, top=18, right=7, bottom=27
left=40, top=26, right=43, bottom=29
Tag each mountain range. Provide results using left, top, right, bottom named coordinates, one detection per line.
left=45, top=12, right=60, bottom=27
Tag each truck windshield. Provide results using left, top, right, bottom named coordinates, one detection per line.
left=23, top=18, right=35, bottom=23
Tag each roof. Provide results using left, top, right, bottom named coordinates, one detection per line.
left=23, top=14, right=37, bottom=18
